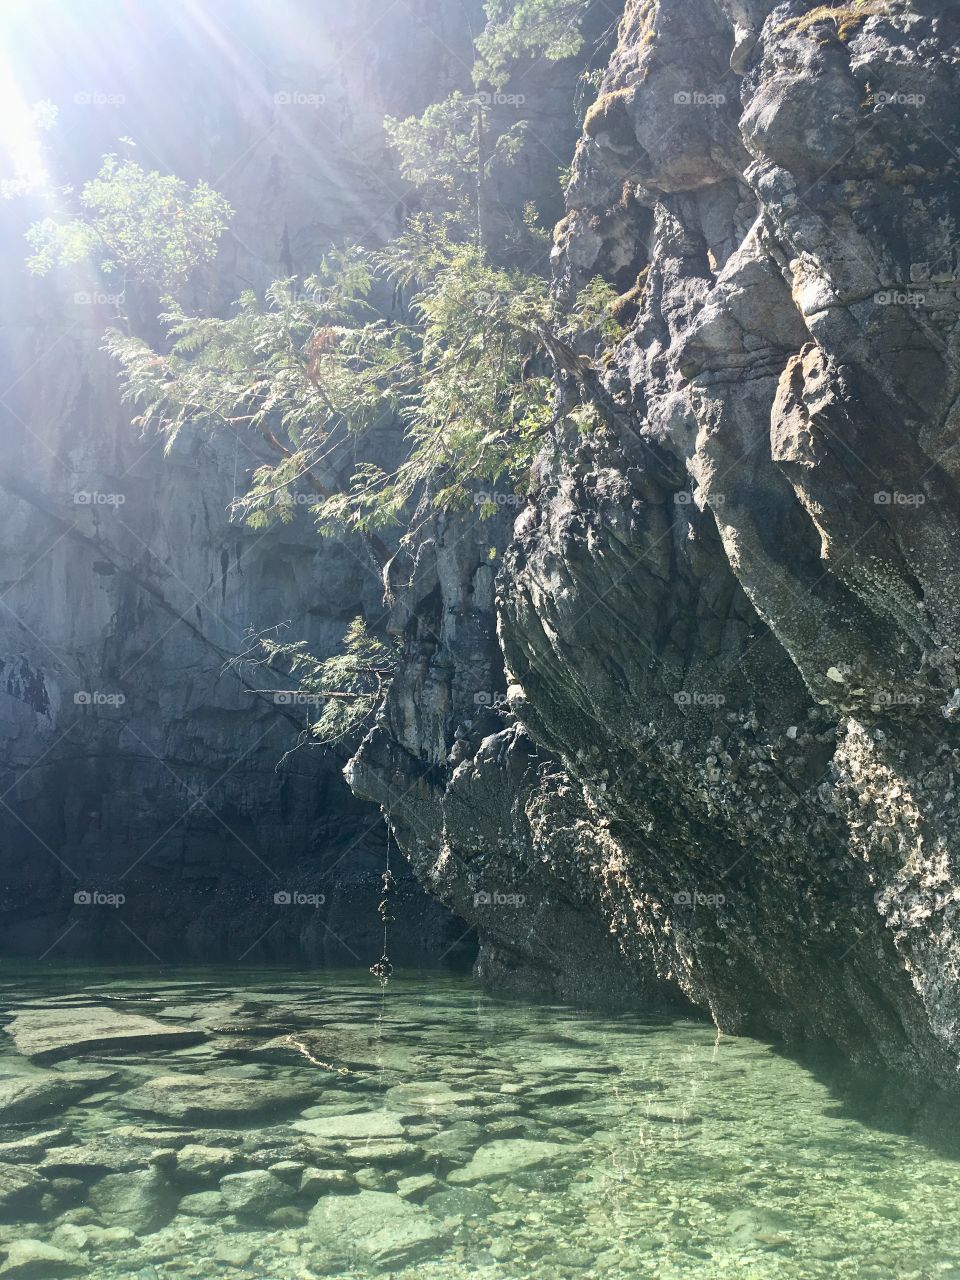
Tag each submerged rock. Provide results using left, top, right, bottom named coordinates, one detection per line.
left=40, top=1143, right=146, bottom=1176
left=174, top=1145, right=241, bottom=1179
left=300, top=1167, right=354, bottom=1196
left=385, top=1081, right=478, bottom=1114
left=176, top=1190, right=223, bottom=1220
left=0, top=1240, right=80, bottom=1278
left=5, top=1008, right=201, bottom=1063
left=0, top=1165, right=44, bottom=1212
left=447, top=1139, right=567, bottom=1184
left=118, top=1073, right=314, bottom=1122
left=292, top=1112, right=404, bottom=1141
left=88, top=1168, right=175, bottom=1235
left=308, top=1190, right=451, bottom=1267
left=219, top=1170, right=293, bottom=1216
left=0, top=1071, right=113, bottom=1121
left=396, top=1174, right=440, bottom=1202
left=0, top=1131, right=67, bottom=1164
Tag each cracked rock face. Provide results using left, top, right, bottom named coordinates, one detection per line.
left=350, top=0, right=960, bottom=1085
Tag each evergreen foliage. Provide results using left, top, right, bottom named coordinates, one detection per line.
left=30, top=1, right=624, bottom=747
left=25, top=155, right=233, bottom=291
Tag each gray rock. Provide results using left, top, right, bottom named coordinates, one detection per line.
left=0, top=1241, right=80, bottom=1278
left=448, top=1139, right=566, bottom=1184
left=219, top=1170, right=293, bottom=1216
left=5, top=1008, right=200, bottom=1063
left=300, top=1167, right=354, bottom=1197
left=40, top=1141, right=148, bottom=1175
left=353, top=1166, right=388, bottom=1190
left=0, top=1131, right=67, bottom=1163
left=214, top=1241, right=254, bottom=1267
left=89, top=1168, right=175, bottom=1234
left=174, top=1145, right=241, bottom=1179
left=385, top=1082, right=477, bottom=1114
left=0, top=1072, right=112, bottom=1120
left=308, top=1190, right=450, bottom=1267
left=292, top=1111, right=404, bottom=1141
left=176, top=1191, right=223, bottom=1219
left=0, top=1165, right=44, bottom=1212
left=119, top=1073, right=314, bottom=1122
left=396, top=1174, right=440, bottom=1202
left=419, top=1121, right=484, bottom=1161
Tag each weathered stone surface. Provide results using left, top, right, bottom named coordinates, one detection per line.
left=174, top=1145, right=242, bottom=1179
left=396, top=1174, right=440, bottom=1202
left=0, top=1071, right=112, bottom=1120
left=308, top=1190, right=451, bottom=1267
left=253, top=1026, right=425, bottom=1075
left=219, top=1170, right=293, bottom=1216
left=119, top=1072, right=314, bottom=1122
left=0, top=1132, right=66, bottom=1164
left=0, top=1240, right=80, bottom=1278
left=40, top=1143, right=146, bottom=1176
left=88, top=1167, right=175, bottom=1235
left=176, top=1190, right=223, bottom=1219
left=0, top=1165, right=44, bottom=1213
left=5, top=1008, right=201, bottom=1062
left=300, top=1167, right=354, bottom=1196
left=447, top=1139, right=566, bottom=1184
left=292, top=1112, right=404, bottom=1142
left=348, top=0, right=960, bottom=1090
left=385, top=1081, right=477, bottom=1114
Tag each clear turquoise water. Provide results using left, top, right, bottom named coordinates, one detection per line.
left=1, top=967, right=959, bottom=1279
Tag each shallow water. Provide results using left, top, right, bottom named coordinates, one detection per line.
left=0, top=967, right=959, bottom=1279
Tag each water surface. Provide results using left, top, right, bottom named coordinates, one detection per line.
left=0, top=967, right=957, bottom=1278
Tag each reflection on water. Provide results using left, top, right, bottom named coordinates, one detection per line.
left=0, top=966, right=958, bottom=1278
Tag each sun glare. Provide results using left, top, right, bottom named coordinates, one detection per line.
left=0, top=34, right=55, bottom=198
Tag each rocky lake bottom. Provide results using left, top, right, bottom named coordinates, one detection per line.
left=0, top=967, right=958, bottom=1278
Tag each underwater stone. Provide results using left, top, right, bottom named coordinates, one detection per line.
left=5, top=1009, right=202, bottom=1063
left=447, top=1139, right=567, bottom=1184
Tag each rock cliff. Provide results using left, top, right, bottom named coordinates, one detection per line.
left=349, top=0, right=960, bottom=1086
left=0, top=0, right=486, bottom=965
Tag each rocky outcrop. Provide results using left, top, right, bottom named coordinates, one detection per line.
left=350, top=0, right=960, bottom=1085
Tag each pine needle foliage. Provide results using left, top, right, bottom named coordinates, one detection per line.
left=475, top=0, right=595, bottom=89
left=235, top=618, right=400, bottom=748
left=105, top=222, right=621, bottom=544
